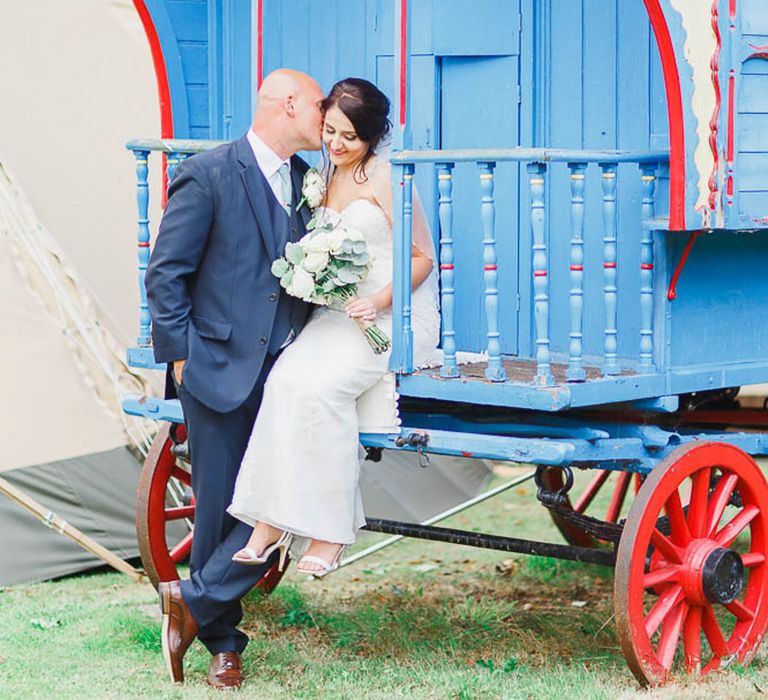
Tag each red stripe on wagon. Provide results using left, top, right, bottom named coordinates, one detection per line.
left=533, top=271, right=547, bottom=277
left=570, top=265, right=583, bottom=271
left=603, top=262, right=617, bottom=269
left=641, top=263, right=654, bottom=270
left=440, top=264, right=454, bottom=270
left=484, top=265, right=497, bottom=271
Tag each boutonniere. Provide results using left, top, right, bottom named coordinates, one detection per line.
left=296, top=168, right=325, bottom=212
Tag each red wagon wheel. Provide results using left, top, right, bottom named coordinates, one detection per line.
left=136, top=421, right=288, bottom=593
left=538, top=468, right=644, bottom=547
left=614, top=442, right=768, bottom=686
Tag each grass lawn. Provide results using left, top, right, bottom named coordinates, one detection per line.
left=1, top=467, right=766, bottom=699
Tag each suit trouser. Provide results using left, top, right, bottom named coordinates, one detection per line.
left=176, top=355, right=277, bottom=655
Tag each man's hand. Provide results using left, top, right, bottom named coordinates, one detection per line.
left=173, top=360, right=186, bottom=386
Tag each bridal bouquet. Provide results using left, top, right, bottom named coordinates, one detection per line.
left=271, top=221, right=391, bottom=354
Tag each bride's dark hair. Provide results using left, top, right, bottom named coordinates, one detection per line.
left=322, top=77, right=392, bottom=183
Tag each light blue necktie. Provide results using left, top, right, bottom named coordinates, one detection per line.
left=277, top=162, right=292, bottom=214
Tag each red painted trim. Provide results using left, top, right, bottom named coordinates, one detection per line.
left=570, top=265, right=584, bottom=271
left=641, top=263, right=654, bottom=270
left=133, top=0, right=173, bottom=204
left=729, top=0, right=736, bottom=20
left=399, top=0, right=408, bottom=127
left=440, top=264, right=455, bottom=270
left=533, top=271, right=547, bottom=277
left=133, top=0, right=173, bottom=139
left=603, top=262, right=617, bottom=269
left=643, top=0, right=686, bottom=230
left=707, top=0, right=721, bottom=213
left=138, top=242, right=151, bottom=248
left=484, top=265, right=498, bottom=271
left=256, top=0, right=264, bottom=88
left=667, top=231, right=701, bottom=301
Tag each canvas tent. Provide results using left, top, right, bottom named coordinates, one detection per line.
left=0, top=0, right=161, bottom=585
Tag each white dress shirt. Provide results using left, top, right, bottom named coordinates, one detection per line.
left=246, top=129, right=291, bottom=208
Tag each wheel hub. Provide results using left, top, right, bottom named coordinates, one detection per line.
left=702, top=547, right=744, bottom=605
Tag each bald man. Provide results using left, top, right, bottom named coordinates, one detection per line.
left=146, top=69, right=324, bottom=688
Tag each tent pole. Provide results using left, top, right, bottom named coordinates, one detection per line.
left=0, top=476, right=145, bottom=583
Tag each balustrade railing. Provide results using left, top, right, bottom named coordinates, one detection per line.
left=125, top=139, right=667, bottom=386
left=126, top=139, right=225, bottom=366
left=390, top=148, right=668, bottom=383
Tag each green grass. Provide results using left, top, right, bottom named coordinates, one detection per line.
left=0, top=469, right=766, bottom=699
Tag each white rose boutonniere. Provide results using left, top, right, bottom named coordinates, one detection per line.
left=296, top=167, right=326, bottom=212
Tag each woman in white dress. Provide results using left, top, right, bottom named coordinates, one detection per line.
left=227, top=78, right=440, bottom=574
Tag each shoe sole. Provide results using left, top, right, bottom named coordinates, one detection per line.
left=160, top=586, right=183, bottom=684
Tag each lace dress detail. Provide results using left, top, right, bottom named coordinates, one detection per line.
left=228, top=200, right=439, bottom=544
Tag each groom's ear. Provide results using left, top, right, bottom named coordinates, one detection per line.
left=284, top=94, right=296, bottom=117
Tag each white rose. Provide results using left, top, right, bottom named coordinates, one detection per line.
left=302, top=231, right=332, bottom=253
left=301, top=249, right=330, bottom=273
left=288, top=266, right=316, bottom=300
left=301, top=169, right=326, bottom=209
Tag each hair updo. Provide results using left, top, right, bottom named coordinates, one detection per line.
left=322, top=77, right=391, bottom=182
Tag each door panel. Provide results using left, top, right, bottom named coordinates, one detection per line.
left=440, top=55, right=520, bottom=354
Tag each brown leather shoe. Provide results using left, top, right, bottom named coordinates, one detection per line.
left=159, top=580, right=199, bottom=683
left=207, top=651, right=244, bottom=689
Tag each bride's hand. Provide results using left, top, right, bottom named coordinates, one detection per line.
left=345, top=293, right=386, bottom=322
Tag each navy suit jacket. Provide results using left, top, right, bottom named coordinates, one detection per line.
left=145, top=135, right=312, bottom=413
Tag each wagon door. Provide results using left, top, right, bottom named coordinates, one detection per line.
left=435, top=3, right=522, bottom=355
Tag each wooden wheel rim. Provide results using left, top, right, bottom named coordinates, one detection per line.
left=136, top=422, right=289, bottom=594
left=614, top=442, right=768, bottom=686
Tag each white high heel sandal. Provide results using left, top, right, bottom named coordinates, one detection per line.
left=296, top=544, right=345, bottom=577
left=232, top=530, right=293, bottom=572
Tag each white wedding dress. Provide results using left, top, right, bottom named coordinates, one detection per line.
left=228, top=199, right=440, bottom=544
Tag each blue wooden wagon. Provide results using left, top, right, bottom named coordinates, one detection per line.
left=123, top=0, right=768, bottom=685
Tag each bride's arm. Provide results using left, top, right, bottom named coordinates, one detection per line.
left=346, top=161, right=434, bottom=322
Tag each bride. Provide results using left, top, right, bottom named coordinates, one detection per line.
left=227, top=77, right=440, bottom=574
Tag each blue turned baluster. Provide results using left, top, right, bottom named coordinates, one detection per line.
left=528, top=162, right=554, bottom=386
left=134, top=149, right=152, bottom=346
left=566, top=162, right=587, bottom=382
left=639, top=164, right=657, bottom=373
left=166, top=151, right=183, bottom=186
left=600, top=163, right=619, bottom=376
left=479, top=162, right=506, bottom=382
left=392, top=162, right=415, bottom=373
left=437, top=162, right=459, bottom=378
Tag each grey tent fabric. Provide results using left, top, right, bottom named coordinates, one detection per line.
left=360, top=451, right=493, bottom=523
left=0, top=448, right=144, bottom=586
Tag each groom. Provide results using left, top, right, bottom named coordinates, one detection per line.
left=145, top=69, right=324, bottom=688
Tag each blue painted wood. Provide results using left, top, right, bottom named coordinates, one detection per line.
left=600, top=163, right=619, bottom=376
left=528, top=162, right=553, bottom=387
left=639, top=164, right=657, bottom=373
left=123, top=396, right=184, bottom=424
left=436, top=162, right=459, bottom=378
left=134, top=149, right=152, bottom=347
left=390, top=162, right=414, bottom=374
left=479, top=162, right=506, bottom=381
left=566, top=162, right=586, bottom=382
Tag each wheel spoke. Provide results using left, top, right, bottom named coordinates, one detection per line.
left=573, top=470, right=611, bottom=513
left=169, top=531, right=194, bottom=563
left=706, top=473, right=740, bottom=538
left=657, top=601, right=688, bottom=670
left=643, top=565, right=680, bottom=590
left=664, top=489, right=691, bottom=546
left=683, top=605, right=703, bottom=674
left=651, top=528, right=684, bottom=564
left=701, top=604, right=730, bottom=658
left=715, top=504, right=759, bottom=548
left=170, top=465, right=192, bottom=487
left=645, top=584, right=685, bottom=638
left=687, top=467, right=711, bottom=538
left=725, top=599, right=755, bottom=622
left=605, top=472, right=632, bottom=523
left=164, top=505, right=195, bottom=522
left=634, top=472, right=644, bottom=495
left=741, top=551, right=766, bottom=568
